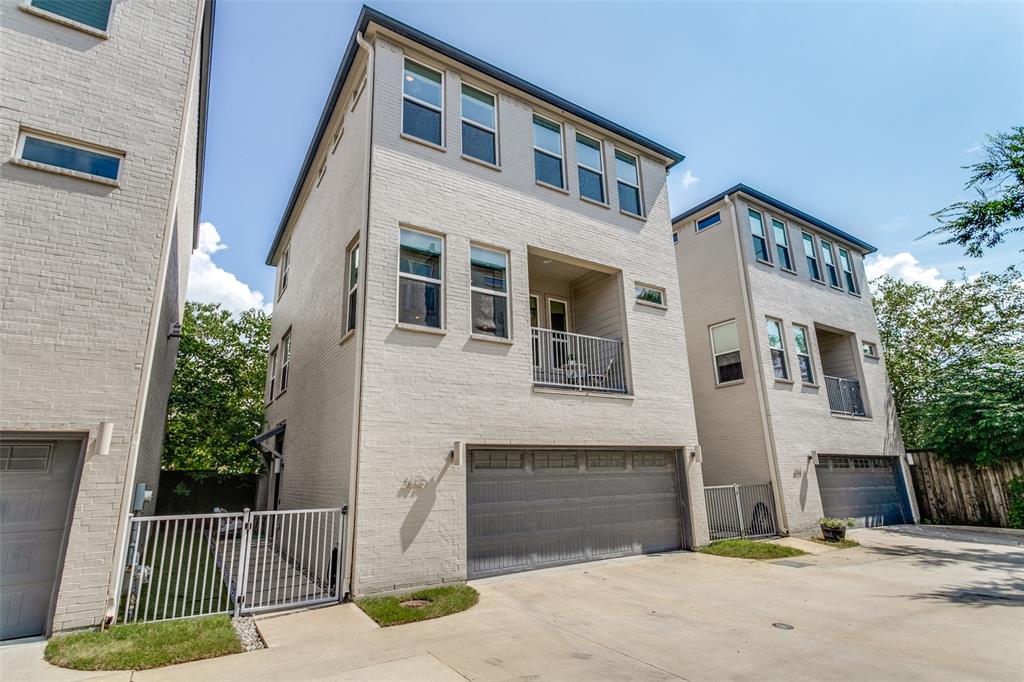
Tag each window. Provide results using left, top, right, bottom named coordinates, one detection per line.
left=838, top=247, right=859, bottom=293
left=820, top=239, right=841, bottom=287
left=16, top=130, right=121, bottom=181
left=279, top=245, right=290, bottom=299
left=345, top=241, right=360, bottom=334
left=402, top=59, right=443, bottom=146
left=534, top=451, right=577, bottom=469
left=29, top=0, right=111, bottom=31
left=279, top=330, right=292, bottom=394
left=587, top=451, right=626, bottom=469
left=766, top=319, right=789, bottom=380
left=633, top=451, right=670, bottom=468
left=696, top=212, right=721, bottom=231
left=533, top=115, right=563, bottom=188
left=862, top=341, right=879, bottom=358
left=854, top=458, right=871, bottom=469
left=615, top=150, right=642, bottom=216
left=266, top=347, right=278, bottom=402
left=398, top=228, right=443, bottom=328
left=747, top=209, right=771, bottom=262
left=772, top=218, right=793, bottom=270
left=792, top=325, right=814, bottom=383
left=672, top=232, right=679, bottom=244
left=470, top=245, right=508, bottom=338
left=710, top=320, right=743, bottom=384
left=473, top=451, right=523, bottom=470
left=802, top=232, right=822, bottom=281
left=461, top=84, right=496, bottom=164
left=576, top=133, right=605, bottom=203
left=635, top=284, right=665, bottom=307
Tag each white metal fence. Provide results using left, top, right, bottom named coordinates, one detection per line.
left=115, top=507, right=345, bottom=624
left=704, top=483, right=777, bottom=541
left=531, top=327, right=627, bottom=393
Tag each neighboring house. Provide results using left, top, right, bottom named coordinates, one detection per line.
left=0, top=0, right=214, bottom=638
left=672, top=184, right=919, bottom=533
left=256, top=6, right=710, bottom=597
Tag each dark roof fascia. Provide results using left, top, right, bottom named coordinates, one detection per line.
left=193, top=0, right=215, bottom=250
left=265, top=5, right=685, bottom=264
left=671, top=183, right=877, bottom=254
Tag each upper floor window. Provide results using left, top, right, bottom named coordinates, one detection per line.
left=398, top=227, right=444, bottom=329
left=279, top=330, right=292, bottom=394
left=576, top=133, right=605, bottom=203
left=802, top=232, right=822, bottom=281
left=402, top=59, right=443, bottom=146
left=470, top=245, right=509, bottom=338
left=635, top=284, right=666, bottom=307
left=838, top=248, right=859, bottom=294
left=29, top=0, right=111, bottom=31
left=266, top=346, right=278, bottom=403
left=461, top=84, right=496, bottom=165
left=345, top=241, right=360, bottom=334
left=279, top=245, right=290, bottom=299
left=16, top=130, right=121, bottom=182
left=792, top=324, right=814, bottom=383
left=771, top=218, right=793, bottom=270
left=748, top=209, right=771, bottom=262
left=862, top=340, right=879, bottom=358
left=533, top=115, right=564, bottom=189
left=820, top=239, right=841, bottom=288
left=672, top=232, right=679, bottom=244
left=615, top=150, right=642, bottom=216
left=710, top=320, right=743, bottom=384
left=765, top=318, right=789, bottom=380
left=696, top=212, right=721, bottom=231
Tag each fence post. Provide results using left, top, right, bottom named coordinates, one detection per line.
left=733, top=485, right=745, bottom=538
left=235, top=509, right=252, bottom=616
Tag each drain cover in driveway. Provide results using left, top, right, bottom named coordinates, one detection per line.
left=773, top=560, right=813, bottom=568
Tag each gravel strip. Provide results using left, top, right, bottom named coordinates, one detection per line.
left=232, top=616, right=265, bottom=651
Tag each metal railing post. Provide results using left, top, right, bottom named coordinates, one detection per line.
left=234, top=508, right=252, bottom=616
left=733, top=484, right=745, bottom=538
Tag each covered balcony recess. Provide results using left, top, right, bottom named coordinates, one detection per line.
left=815, top=327, right=868, bottom=417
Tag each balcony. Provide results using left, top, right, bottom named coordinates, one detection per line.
left=824, top=375, right=866, bottom=416
left=532, top=328, right=627, bottom=393
left=815, top=327, right=869, bottom=417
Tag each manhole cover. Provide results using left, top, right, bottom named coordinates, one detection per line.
left=400, top=599, right=432, bottom=608
left=773, top=623, right=794, bottom=630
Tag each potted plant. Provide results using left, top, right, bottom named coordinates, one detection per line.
left=819, top=517, right=855, bottom=541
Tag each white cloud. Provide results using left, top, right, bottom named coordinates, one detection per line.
left=964, top=142, right=982, bottom=155
left=187, top=222, right=270, bottom=313
left=864, top=251, right=945, bottom=290
left=680, top=169, right=700, bottom=190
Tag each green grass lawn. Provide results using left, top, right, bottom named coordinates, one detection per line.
left=356, top=585, right=479, bottom=626
left=44, top=615, right=243, bottom=671
left=699, top=539, right=808, bottom=560
left=811, top=537, right=860, bottom=549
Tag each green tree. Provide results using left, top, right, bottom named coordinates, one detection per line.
left=163, top=301, right=271, bottom=474
left=927, top=126, right=1024, bottom=257
left=872, top=267, right=1024, bottom=464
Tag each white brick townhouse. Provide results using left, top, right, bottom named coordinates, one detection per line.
left=672, top=185, right=919, bottom=534
left=0, top=0, right=214, bottom=637
left=258, top=7, right=710, bottom=596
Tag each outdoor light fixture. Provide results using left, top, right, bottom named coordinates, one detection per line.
left=452, top=441, right=466, bottom=466
left=809, top=450, right=819, bottom=466
left=97, top=421, right=114, bottom=456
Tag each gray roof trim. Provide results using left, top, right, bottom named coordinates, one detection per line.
left=193, top=0, right=215, bottom=250
left=671, top=183, right=877, bottom=254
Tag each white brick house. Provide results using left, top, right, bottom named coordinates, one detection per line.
left=0, top=0, right=213, bottom=637
left=672, top=185, right=919, bottom=534
left=259, top=7, right=709, bottom=596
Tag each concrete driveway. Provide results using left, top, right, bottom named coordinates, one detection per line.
left=6, top=526, right=1022, bottom=681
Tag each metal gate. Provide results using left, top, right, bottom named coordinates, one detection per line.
left=114, top=507, right=345, bottom=624
left=704, top=483, right=777, bottom=540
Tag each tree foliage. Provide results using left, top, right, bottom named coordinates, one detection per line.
left=163, top=302, right=270, bottom=474
left=872, top=267, right=1024, bottom=465
left=927, top=126, right=1024, bottom=257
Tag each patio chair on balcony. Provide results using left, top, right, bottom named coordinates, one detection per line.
left=588, top=357, right=617, bottom=390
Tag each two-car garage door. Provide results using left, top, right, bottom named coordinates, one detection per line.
left=467, top=449, right=686, bottom=578
left=816, top=455, right=910, bottom=528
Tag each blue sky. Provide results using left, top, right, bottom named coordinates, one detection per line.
left=193, top=0, right=1023, bottom=311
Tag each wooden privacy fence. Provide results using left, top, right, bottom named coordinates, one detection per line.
left=908, top=451, right=1023, bottom=527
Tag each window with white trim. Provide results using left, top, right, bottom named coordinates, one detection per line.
left=772, top=218, right=793, bottom=270
left=278, top=245, right=290, bottom=299
left=862, top=341, right=879, bottom=358
left=748, top=208, right=771, bottom=262
left=576, top=133, right=605, bottom=203
left=279, top=330, right=291, bottom=394
left=710, top=320, right=743, bottom=384
left=470, top=245, right=508, bottom=338
left=402, top=59, right=443, bottom=146
left=345, top=240, right=360, bottom=334
left=533, top=115, right=564, bottom=188
left=792, top=324, right=814, bottom=383
left=16, top=130, right=122, bottom=181
left=838, top=247, right=859, bottom=293
left=802, top=232, right=822, bottom=281
left=696, top=212, right=721, bottom=231
left=615, top=150, right=642, bottom=216
left=398, top=228, right=443, bottom=328
left=635, top=284, right=665, bottom=307
left=820, top=239, right=841, bottom=287
left=461, top=84, right=497, bottom=165
left=29, top=0, right=111, bottom=31
left=266, top=346, right=278, bottom=403
left=766, top=318, right=789, bottom=380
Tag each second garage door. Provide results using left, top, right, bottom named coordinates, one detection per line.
left=816, top=455, right=909, bottom=528
left=467, top=449, right=685, bottom=578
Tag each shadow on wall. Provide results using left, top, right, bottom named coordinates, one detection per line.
left=398, top=457, right=451, bottom=552
left=882, top=385, right=905, bottom=456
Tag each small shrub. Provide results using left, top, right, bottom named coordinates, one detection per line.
left=1007, top=476, right=1024, bottom=529
left=818, top=517, right=855, bottom=529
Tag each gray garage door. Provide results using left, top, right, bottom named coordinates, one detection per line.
left=467, top=449, right=684, bottom=578
left=816, top=455, right=908, bottom=528
left=1, top=439, right=81, bottom=640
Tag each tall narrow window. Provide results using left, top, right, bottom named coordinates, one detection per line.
left=838, top=247, right=859, bottom=293
left=748, top=209, right=771, bottom=262
left=279, top=245, right=290, bottom=299
left=402, top=59, right=443, bottom=146
left=398, top=228, right=443, bottom=328
left=470, top=246, right=509, bottom=338
left=802, top=232, right=822, bottom=281
left=710, top=320, right=743, bottom=384
left=820, top=239, right=841, bottom=287
left=17, top=130, right=122, bottom=181
left=576, top=133, right=605, bottom=203
left=266, top=346, right=278, bottom=403
left=792, top=325, right=814, bottom=383
left=615, top=150, right=642, bottom=216
left=533, top=115, right=564, bottom=188
left=345, top=241, right=360, bottom=333
left=461, top=84, right=496, bottom=164
left=772, top=218, right=793, bottom=270
left=766, top=319, right=789, bottom=380
left=279, top=331, right=291, bottom=394
left=30, top=0, right=112, bottom=31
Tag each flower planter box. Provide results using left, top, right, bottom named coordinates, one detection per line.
left=820, top=525, right=847, bottom=541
